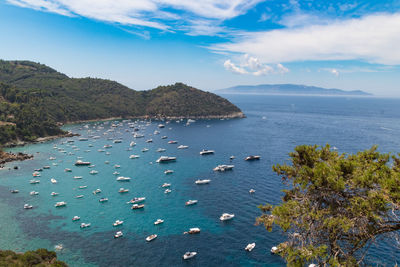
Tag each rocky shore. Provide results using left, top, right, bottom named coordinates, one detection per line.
left=0, top=150, right=33, bottom=167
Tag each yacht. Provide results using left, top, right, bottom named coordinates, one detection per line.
left=129, top=154, right=140, bottom=159
left=32, top=172, right=41, bottom=177
left=72, top=216, right=80, bottom=221
left=220, top=213, right=235, bottom=221
left=75, top=195, right=84, bottom=199
left=157, top=148, right=166, bottom=152
left=164, top=189, right=172, bottom=194
left=183, top=252, right=197, bottom=260
left=30, top=191, right=39, bottom=196
left=80, top=223, right=91, bottom=228
left=93, top=189, right=101, bottom=195
left=195, top=179, right=211, bottom=185
left=43, top=165, right=51, bottom=169
left=177, top=145, right=189, bottom=149
left=74, top=176, right=83, bottom=179
left=131, top=204, right=145, bottom=209
left=154, top=219, right=164, bottom=225
left=118, top=188, right=129, bottom=193
left=51, top=178, right=57, bottom=184
left=146, top=234, right=157, bottom=242
left=185, top=200, right=198, bottom=206
left=168, top=140, right=178, bottom=144
left=213, top=165, right=234, bottom=172
left=156, top=156, right=176, bottom=163
left=64, top=168, right=72, bottom=172
left=113, top=171, right=120, bottom=175
left=113, top=140, right=122, bottom=143
left=79, top=185, right=88, bottom=189
left=116, top=176, right=131, bottom=181
left=153, top=130, right=160, bottom=135
left=51, top=192, right=59, bottom=196
left=114, top=165, right=121, bottom=168
left=10, top=189, right=19, bottom=193
left=114, top=231, right=123, bottom=238
left=113, top=220, right=124, bottom=226
left=30, top=179, right=40, bottom=184
left=184, top=228, right=200, bottom=234
left=158, top=124, right=165, bottom=128
left=99, top=198, right=108, bottom=203
left=245, top=243, right=256, bottom=252
left=141, top=148, right=149, bottom=152
left=161, top=183, right=171, bottom=188
left=128, top=197, right=145, bottom=204
left=245, top=155, right=261, bottom=161
left=75, top=160, right=91, bottom=166
left=164, top=169, right=174, bottom=174
left=161, top=136, right=167, bottom=139
left=129, top=141, right=136, bottom=147
left=146, top=139, right=153, bottom=143
left=249, top=189, right=256, bottom=194
left=104, top=144, right=113, bottom=149
left=200, top=149, right=214, bottom=155
left=79, top=138, right=88, bottom=141
left=55, top=201, right=67, bottom=207
left=89, top=170, right=98, bottom=175
left=24, top=204, right=33, bottom=209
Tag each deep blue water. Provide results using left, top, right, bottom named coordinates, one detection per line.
left=1, top=95, right=400, bottom=266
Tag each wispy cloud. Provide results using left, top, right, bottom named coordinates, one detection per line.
left=224, top=54, right=289, bottom=75
left=212, top=12, right=400, bottom=65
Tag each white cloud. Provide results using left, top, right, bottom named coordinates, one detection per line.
left=212, top=13, right=400, bottom=65
left=6, top=0, right=263, bottom=34
left=224, top=55, right=289, bottom=75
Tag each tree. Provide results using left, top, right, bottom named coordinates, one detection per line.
left=257, top=144, right=400, bottom=266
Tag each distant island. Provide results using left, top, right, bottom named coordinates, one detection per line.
left=0, top=60, right=243, bottom=148
left=217, top=84, right=372, bottom=96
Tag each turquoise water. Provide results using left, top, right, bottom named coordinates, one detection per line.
left=1, top=95, right=400, bottom=266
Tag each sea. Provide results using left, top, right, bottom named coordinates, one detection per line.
left=1, top=94, right=400, bottom=267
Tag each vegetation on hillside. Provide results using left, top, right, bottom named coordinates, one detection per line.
left=257, top=145, right=400, bottom=266
left=0, top=249, right=67, bottom=267
left=0, top=60, right=242, bottom=144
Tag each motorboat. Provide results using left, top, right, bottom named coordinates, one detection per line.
left=105, top=161, right=109, bottom=164
left=153, top=130, right=160, bottom=135
left=99, top=198, right=108, bottom=203
left=130, top=141, right=136, bottom=147
left=49, top=157, right=56, bottom=160
left=146, top=139, right=153, bottom=143
left=129, top=154, right=140, bottom=159
left=113, top=140, right=122, bottom=143
left=116, top=176, right=131, bottom=181
left=104, top=144, right=113, bottom=148
left=79, top=138, right=88, bottom=141
left=200, top=149, right=214, bottom=155
left=185, top=200, right=198, bottom=206
left=146, top=234, right=157, bottom=242
left=93, top=189, right=101, bottom=195
left=164, top=189, right=172, bottom=194
left=64, top=168, right=72, bottom=172
left=113, top=171, right=120, bottom=175
left=51, top=192, right=59, bottom=196
left=183, top=252, right=197, bottom=260
left=34, top=168, right=43, bottom=172
left=89, top=164, right=96, bottom=168
left=249, top=189, right=256, bottom=194
left=79, top=185, right=88, bottom=189
left=131, top=204, right=145, bottom=209
left=80, top=223, right=91, bottom=228
left=195, top=179, right=211, bottom=185
left=89, top=170, right=98, bottom=175
left=24, top=204, right=33, bottom=209
left=75, top=195, right=84, bottom=198
left=74, top=176, right=83, bottom=179
left=55, top=201, right=67, bottom=207
left=158, top=124, right=165, bottom=128
left=213, top=165, right=234, bottom=172
left=30, top=179, right=40, bottom=184
left=114, top=165, right=121, bottom=168
left=32, top=172, right=41, bottom=177
left=30, top=191, right=39, bottom=196
left=75, top=160, right=91, bottom=166
left=10, top=189, right=19, bottom=193
left=128, top=197, right=145, bottom=204
left=113, top=220, right=124, bottom=226
left=168, top=140, right=178, bottom=144
left=119, top=188, right=129, bottom=193
left=114, top=231, right=123, bottom=238
left=245, top=243, right=256, bottom=251
left=43, top=165, right=50, bottom=169
left=156, top=156, right=176, bottom=163
left=220, top=213, right=235, bottom=221
left=245, top=155, right=261, bottom=161
left=51, top=178, right=57, bottom=184
left=141, top=148, right=149, bottom=152
left=177, top=145, right=189, bottom=149
left=154, top=219, right=164, bottom=225
left=161, top=136, right=167, bottom=139
left=230, top=156, right=235, bottom=160
left=72, top=216, right=80, bottom=221
left=184, top=228, right=200, bottom=234
left=162, top=183, right=171, bottom=188
left=157, top=148, right=166, bottom=152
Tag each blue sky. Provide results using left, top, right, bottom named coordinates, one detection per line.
left=1, top=0, right=400, bottom=96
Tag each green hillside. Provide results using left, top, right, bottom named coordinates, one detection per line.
left=0, top=60, right=243, bottom=145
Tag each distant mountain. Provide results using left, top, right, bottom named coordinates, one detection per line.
left=217, top=84, right=371, bottom=96
left=0, top=60, right=243, bottom=145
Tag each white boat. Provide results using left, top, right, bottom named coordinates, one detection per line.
left=245, top=243, right=256, bottom=251
left=213, top=165, right=234, bottom=172
left=146, top=139, right=153, bottom=143
left=220, top=213, right=235, bottom=221
left=99, top=198, right=108, bottom=203
left=113, top=171, right=120, bottom=175
left=157, top=148, right=166, bottom=152
left=29, top=179, right=40, bottom=184
left=245, top=155, right=261, bottom=161
left=158, top=124, right=165, bottom=128
left=146, top=234, right=157, bottom=242
left=130, top=141, right=136, bottom=147
left=183, top=252, right=197, bottom=260
left=154, top=219, right=164, bottom=225
left=30, top=191, right=39, bottom=195
left=184, top=227, right=200, bottom=234
left=200, top=149, right=214, bottom=155
left=177, top=145, right=189, bottom=149
left=185, top=200, right=198, bottom=206
left=164, top=189, right=172, bottom=194
left=270, top=246, right=279, bottom=254
left=116, top=176, right=131, bottom=181
left=80, top=223, right=91, bottom=228
left=79, top=185, right=87, bottom=189
left=51, top=192, right=59, bottom=196
left=24, top=204, right=33, bottom=209
left=64, top=168, right=72, bottom=172
left=93, top=189, right=101, bottom=194
left=129, top=154, right=140, bottom=159
left=113, top=220, right=124, bottom=226
left=75, top=195, right=84, bottom=198
left=72, top=216, right=80, bottom=221
left=168, top=140, right=178, bottom=144
left=55, top=201, right=67, bottom=207
left=51, top=178, right=57, bottom=184
left=79, top=138, right=88, bottom=141
left=75, top=160, right=91, bottom=166
left=249, top=189, right=256, bottom=194
left=32, top=171, right=41, bottom=177
left=49, top=157, right=56, bottom=160
left=164, top=169, right=174, bottom=174
left=128, top=197, right=145, bottom=204
left=10, top=189, right=19, bottom=193
left=162, top=183, right=171, bottom=188
left=74, top=176, right=83, bottom=179
left=161, top=136, right=167, bottom=139
left=141, top=148, right=149, bottom=152
left=195, top=179, right=211, bottom=185
left=104, top=144, right=113, bottom=148
left=113, top=140, right=122, bottom=143
left=119, top=188, right=129, bottom=193
left=131, top=204, right=145, bottom=209
left=153, top=130, right=160, bottom=135
left=114, top=231, right=123, bottom=238
left=114, top=165, right=121, bottom=168
left=156, top=156, right=176, bottom=163
left=89, top=170, right=98, bottom=175
left=43, top=165, right=50, bottom=169
left=230, top=156, right=235, bottom=160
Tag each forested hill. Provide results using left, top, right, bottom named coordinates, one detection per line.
left=0, top=60, right=243, bottom=145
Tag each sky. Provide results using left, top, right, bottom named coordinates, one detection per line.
left=1, top=0, right=400, bottom=96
